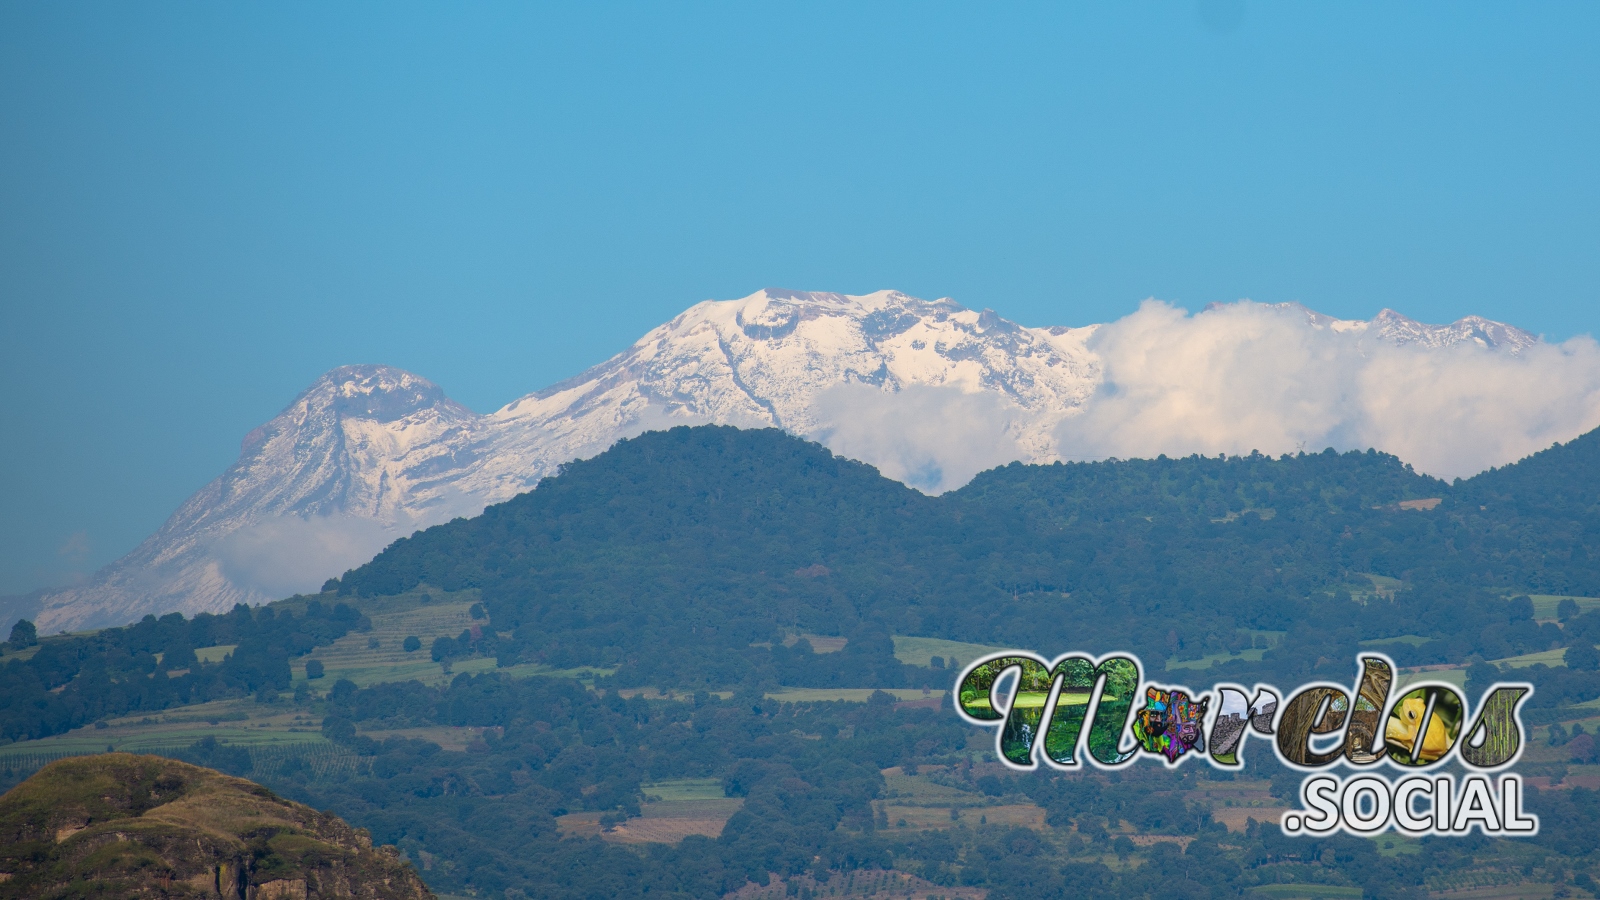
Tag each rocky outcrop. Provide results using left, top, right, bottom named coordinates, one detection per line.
left=0, top=754, right=432, bottom=899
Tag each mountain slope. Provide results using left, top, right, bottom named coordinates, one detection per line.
left=32, top=289, right=1546, bottom=633
left=33, top=366, right=489, bottom=633
left=326, top=424, right=1581, bottom=685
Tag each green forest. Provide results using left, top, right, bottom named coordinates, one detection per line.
left=4, top=424, right=1600, bottom=898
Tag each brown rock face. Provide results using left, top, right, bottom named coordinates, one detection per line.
left=0, top=753, right=433, bottom=900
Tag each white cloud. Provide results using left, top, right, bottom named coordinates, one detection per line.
left=1055, top=300, right=1600, bottom=480
left=808, top=383, right=1026, bottom=493
left=211, top=514, right=406, bottom=598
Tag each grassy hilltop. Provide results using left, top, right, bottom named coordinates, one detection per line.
left=0, top=753, right=432, bottom=899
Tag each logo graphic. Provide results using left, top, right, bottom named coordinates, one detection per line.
left=953, top=652, right=1536, bottom=837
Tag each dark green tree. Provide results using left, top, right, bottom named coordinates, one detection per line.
left=7, top=619, right=36, bottom=648
left=1566, top=642, right=1600, bottom=672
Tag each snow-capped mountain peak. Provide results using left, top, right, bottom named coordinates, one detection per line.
left=1252, top=301, right=1538, bottom=352
left=29, top=290, right=1558, bottom=633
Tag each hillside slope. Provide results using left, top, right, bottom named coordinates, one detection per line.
left=324, top=424, right=1598, bottom=687
left=0, top=754, right=432, bottom=900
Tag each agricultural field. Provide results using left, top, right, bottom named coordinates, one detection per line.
left=875, top=767, right=1047, bottom=832
left=1166, top=630, right=1283, bottom=671
left=1425, top=877, right=1561, bottom=898
left=291, top=588, right=617, bottom=689
left=1493, top=648, right=1569, bottom=669
left=1167, top=648, right=1268, bottom=670
left=1433, top=871, right=1555, bottom=890
left=563, top=778, right=744, bottom=844
left=727, top=869, right=986, bottom=900
left=786, top=633, right=848, bottom=653
left=0, top=696, right=332, bottom=779
left=642, top=777, right=724, bottom=801
left=357, top=725, right=492, bottom=752
left=879, top=802, right=1045, bottom=831
left=293, top=588, right=489, bottom=687
left=763, top=687, right=944, bottom=703
left=1359, top=634, right=1430, bottom=648
left=954, top=688, right=1118, bottom=713
left=1374, top=835, right=1423, bottom=858
left=891, top=635, right=1008, bottom=669
left=1394, top=665, right=1466, bottom=691
left=1185, top=778, right=1286, bottom=833
left=1529, top=594, right=1600, bottom=622
left=194, top=644, right=236, bottom=663
left=1249, top=886, right=1363, bottom=899
left=882, top=769, right=982, bottom=806
left=1359, top=573, right=1404, bottom=600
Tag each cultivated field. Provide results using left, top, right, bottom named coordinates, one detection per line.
left=727, top=869, right=986, bottom=900
left=891, top=635, right=1008, bottom=669
left=764, top=688, right=944, bottom=703
left=294, top=589, right=489, bottom=688
left=874, top=768, right=1049, bottom=833
left=642, top=777, right=724, bottom=801
left=561, top=778, right=745, bottom=844
left=0, top=697, right=325, bottom=765
left=1493, top=648, right=1568, bottom=668
left=1249, top=886, right=1362, bottom=899
left=1530, top=594, right=1600, bottom=621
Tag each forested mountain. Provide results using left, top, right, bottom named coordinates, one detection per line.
left=7, top=423, right=1600, bottom=899
left=328, top=425, right=1599, bottom=689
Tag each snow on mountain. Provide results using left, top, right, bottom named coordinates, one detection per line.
left=1255, top=302, right=1538, bottom=352
left=32, top=367, right=490, bottom=634
left=29, top=290, right=1548, bottom=632
left=468, top=289, right=1104, bottom=502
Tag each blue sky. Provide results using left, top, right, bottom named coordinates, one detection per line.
left=3, top=2, right=1598, bottom=594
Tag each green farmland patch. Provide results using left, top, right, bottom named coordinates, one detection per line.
left=764, top=688, right=944, bottom=704
left=892, top=635, right=1009, bottom=669
left=1167, top=648, right=1266, bottom=671
left=1530, top=594, right=1600, bottom=621
left=1359, top=634, right=1429, bottom=648
left=1250, top=886, right=1362, bottom=899
left=1394, top=666, right=1466, bottom=691
left=295, top=588, right=487, bottom=688
left=882, top=772, right=985, bottom=807
left=194, top=644, right=237, bottom=664
left=642, top=778, right=725, bottom=802
left=1360, top=573, right=1404, bottom=596
left=0, top=698, right=326, bottom=767
left=959, top=690, right=1116, bottom=712
left=1493, top=648, right=1571, bottom=668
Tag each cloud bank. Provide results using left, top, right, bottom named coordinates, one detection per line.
left=211, top=514, right=409, bottom=599
left=808, top=383, right=1026, bottom=493
left=1058, top=301, right=1600, bottom=480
